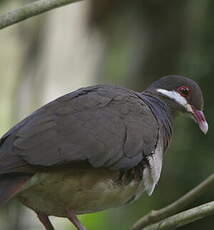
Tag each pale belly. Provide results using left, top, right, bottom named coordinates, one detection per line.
left=17, top=168, right=145, bottom=217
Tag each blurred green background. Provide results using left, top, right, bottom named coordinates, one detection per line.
left=0, top=0, right=213, bottom=229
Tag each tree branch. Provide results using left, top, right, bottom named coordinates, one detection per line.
left=142, top=201, right=214, bottom=230
left=132, top=173, right=214, bottom=230
left=0, top=0, right=83, bottom=30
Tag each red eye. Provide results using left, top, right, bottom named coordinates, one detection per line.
left=177, top=86, right=191, bottom=97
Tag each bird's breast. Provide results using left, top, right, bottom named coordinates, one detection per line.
left=17, top=167, right=145, bottom=217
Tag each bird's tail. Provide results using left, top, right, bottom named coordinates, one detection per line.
left=0, top=173, right=32, bottom=205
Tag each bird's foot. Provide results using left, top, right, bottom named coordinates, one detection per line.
left=67, top=209, right=87, bottom=230
left=37, top=212, right=55, bottom=230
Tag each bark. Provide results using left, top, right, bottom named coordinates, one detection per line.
left=0, top=0, right=82, bottom=29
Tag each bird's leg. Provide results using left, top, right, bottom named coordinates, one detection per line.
left=37, top=212, right=55, bottom=230
left=67, top=209, right=87, bottom=230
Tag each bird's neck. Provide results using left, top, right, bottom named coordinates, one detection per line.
left=141, top=91, right=178, bottom=119
left=137, top=91, right=173, bottom=150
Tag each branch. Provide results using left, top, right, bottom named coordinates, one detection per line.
left=0, top=0, right=83, bottom=30
left=143, top=201, right=214, bottom=230
left=132, top=173, right=214, bottom=230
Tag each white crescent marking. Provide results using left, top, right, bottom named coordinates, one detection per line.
left=143, top=132, right=163, bottom=196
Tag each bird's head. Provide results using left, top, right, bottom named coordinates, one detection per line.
left=147, top=75, right=208, bottom=134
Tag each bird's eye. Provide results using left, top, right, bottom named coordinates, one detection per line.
left=177, top=86, right=191, bottom=97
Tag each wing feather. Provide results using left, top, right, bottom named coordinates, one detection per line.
left=0, top=85, right=158, bottom=173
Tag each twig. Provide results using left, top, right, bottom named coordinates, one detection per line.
left=132, top=173, right=214, bottom=230
left=0, top=0, right=82, bottom=30
left=143, top=201, right=214, bottom=230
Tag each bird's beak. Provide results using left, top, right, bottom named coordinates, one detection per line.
left=186, top=104, right=208, bottom=134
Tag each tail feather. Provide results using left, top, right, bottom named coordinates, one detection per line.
left=0, top=173, right=32, bottom=205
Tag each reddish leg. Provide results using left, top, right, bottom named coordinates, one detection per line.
left=67, top=210, right=87, bottom=230
left=37, top=212, right=55, bottom=230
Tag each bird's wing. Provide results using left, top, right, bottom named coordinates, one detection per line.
left=0, top=85, right=159, bottom=175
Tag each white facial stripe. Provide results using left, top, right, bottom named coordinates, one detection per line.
left=157, top=88, right=188, bottom=107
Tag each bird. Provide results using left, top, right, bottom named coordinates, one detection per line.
left=0, top=75, right=208, bottom=230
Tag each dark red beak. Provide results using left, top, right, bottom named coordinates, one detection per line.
left=192, top=108, right=208, bottom=134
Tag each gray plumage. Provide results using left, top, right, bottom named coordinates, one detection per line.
left=0, top=75, right=207, bottom=230
left=0, top=85, right=171, bottom=174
